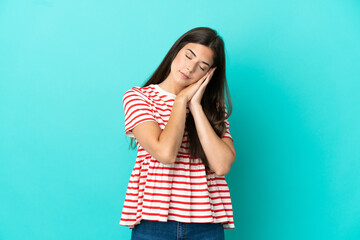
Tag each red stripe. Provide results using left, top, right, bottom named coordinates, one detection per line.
left=168, top=213, right=212, bottom=219
left=180, top=145, right=189, bottom=150
left=128, top=181, right=146, bottom=185
left=157, top=112, right=171, bottom=118
left=130, top=173, right=140, bottom=178
left=124, top=199, right=140, bottom=203
left=142, top=180, right=227, bottom=188
left=148, top=165, right=204, bottom=172
left=121, top=211, right=137, bottom=216
left=148, top=91, right=174, bottom=106
left=145, top=185, right=208, bottom=192
left=137, top=143, right=190, bottom=153
left=126, top=118, right=156, bottom=132
left=123, top=203, right=232, bottom=213
left=143, top=198, right=209, bottom=205
left=126, top=193, right=142, bottom=196
left=145, top=179, right=207, bottom=185
left=142, top=212, right=168, bottom=218
left=123, top=93, right=150, bottom=104
left=148, top=89, right=173, bottom=100
left=177, top=151, right=191, bottom=155
left=123, top=205, right=138, bottom=209
left=143, top=192, right=170, bottom=197
left=144, top=192, right=207, bottom=198
left=123, top=97, right=151, bottom=111
left=170, top=207, right=210, bottom=212
left=127, top=186, right=144, bottom=190
left=153, top=107, right=173, bottom=114
left=125, top=106, right=153, bottom=122
left=141, top=211, right=230, bottom=219
left=123, top=98, right=150, bottom=109
left=144, top=195, right=231, bottom=203
left=176, top=155, right=191, bottom=158
left=209, top=195, right=231, bottom=200
left=130, top=174, right=147, bottom=178
left=133, top=158, right=203, bottom=166
left=126, top=190, right=231, bottom=200
left=211, top=202, right=232, bottom=206
left=141, top=205, right=220, bottom=213
left=173, top=161, right=203, bottom=166
left=209, top=190, right=230, bottom=194
left=135, top=154, right=152, bottom=159
left=147, top=172, right=206, bottom=178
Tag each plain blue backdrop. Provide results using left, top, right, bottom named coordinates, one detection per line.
left=1, top=0, right=359, bottom=239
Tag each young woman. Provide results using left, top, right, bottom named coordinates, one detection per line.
left=119, top=27, right=236, bottom=240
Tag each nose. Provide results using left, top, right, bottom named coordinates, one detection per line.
left=186, top=62, right=196, bottom=73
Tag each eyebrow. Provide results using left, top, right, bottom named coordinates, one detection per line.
left=186, top=49, right=210, bottom=67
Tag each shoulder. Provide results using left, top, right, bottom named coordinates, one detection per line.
left=123, top=85, right=155, bottom=103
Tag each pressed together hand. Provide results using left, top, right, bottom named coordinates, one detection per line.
left=177, top=67, right=217, bottom=110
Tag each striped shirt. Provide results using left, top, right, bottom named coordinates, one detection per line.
left=119, top=84, right=235, bottom=229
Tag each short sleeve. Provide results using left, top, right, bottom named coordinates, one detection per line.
left=222, top=117, right=233, bottom=141
left=122, top=88, right=156, bottom=138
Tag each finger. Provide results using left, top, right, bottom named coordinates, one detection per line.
left=202, top=71, right=211, bottom=80
left=192, top=74, right=208, bottom=87
left=189, top=76, right=207, bottom=93
left=202, top=71, right=212, bottom=82
left=202, top=74, right=211, bottom=87
left=200, top=68, right=215, bottom=87
left=209, top=67, right=217, bottom=78
left=198, top=74, right=211, bottom=92
left=199, top=73, right=211, bottom=85
left=204, top=70, right=214, bottom=83
left=192, top=70, right=212, bottom=89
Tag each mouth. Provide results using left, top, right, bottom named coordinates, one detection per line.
left=180, top=71, right=190, bottom=79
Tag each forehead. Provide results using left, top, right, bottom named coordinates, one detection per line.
left=182, top=43, right=214, bottom=64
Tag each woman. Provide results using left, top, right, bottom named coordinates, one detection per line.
left=119, top=27, right=236, bottom=240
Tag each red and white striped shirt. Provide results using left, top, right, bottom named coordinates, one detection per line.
left=119, top=84, right=235, bottom=229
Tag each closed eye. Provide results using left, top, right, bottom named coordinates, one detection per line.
left=186, top=54, right=205, bottom=71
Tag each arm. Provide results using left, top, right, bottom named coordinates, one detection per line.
left=190, top=105, right=236, bottom=176
left=131, top=97, right=187, bottom=164
left=188, top=67, right=236, bottom=176
left=131, top=73, right=212, bottom=165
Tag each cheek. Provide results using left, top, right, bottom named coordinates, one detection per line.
left=194, top=72, right=207, bottom=81
left=186, top=72, right=206, bottom=85
left=172, top=54, right=186, bottom=70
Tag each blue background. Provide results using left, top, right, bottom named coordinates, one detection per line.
left=1, top=0, right=359, bottom=239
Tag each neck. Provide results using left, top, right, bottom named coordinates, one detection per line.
left=158, top=75, right=183, bottom=95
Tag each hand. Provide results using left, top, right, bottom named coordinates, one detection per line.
left=176, top=69, right=214, bottom=103
left=188, top=67, right=216, bottom=111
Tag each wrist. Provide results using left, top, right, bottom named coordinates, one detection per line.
left=189, top=102, right=203, bottom=112
left=175, top=95, right=188, bottom=105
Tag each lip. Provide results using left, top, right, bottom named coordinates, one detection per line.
left=180, top=71, right=190, bottom=79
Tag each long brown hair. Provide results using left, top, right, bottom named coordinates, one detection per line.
left=133, top=27, right=232, bottom=172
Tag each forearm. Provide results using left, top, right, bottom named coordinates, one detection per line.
left=157, top=97, right=187, bottom=163
left=191, top=104, right=235, bottom=176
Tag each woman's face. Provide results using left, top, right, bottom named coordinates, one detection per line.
left=169, top=42, right=214, bottom=87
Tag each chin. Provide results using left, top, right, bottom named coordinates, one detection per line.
left=174, top=77, right=191, bottom=86
left=181, top=80, right=195, bottom=88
